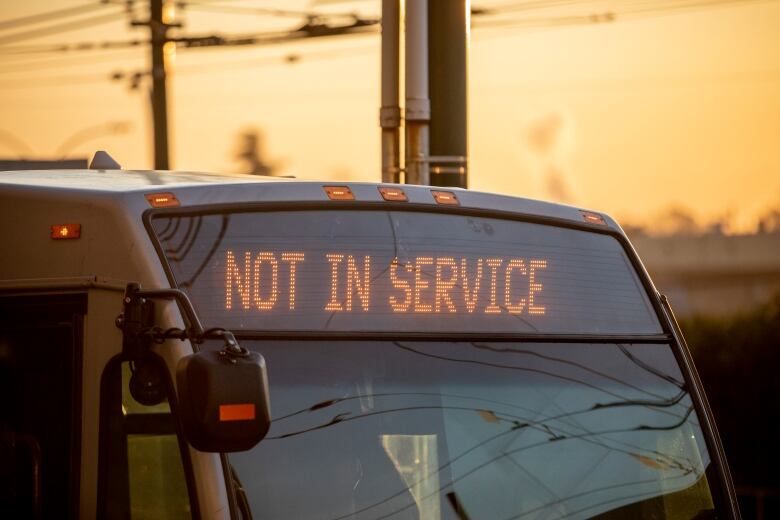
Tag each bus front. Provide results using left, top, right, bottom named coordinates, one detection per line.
left=148, top=196, right=735, bottom=519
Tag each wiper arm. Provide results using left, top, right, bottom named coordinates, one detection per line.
left=229, top=462, right=253, bottom=520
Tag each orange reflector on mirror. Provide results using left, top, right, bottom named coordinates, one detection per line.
left=145, top=192, right=180, bottom=208
left=51, top=224, right=81, bottom=240
left=431, top=190, right=459, bottom=205
left=219, top=403, right=256, bottom=422
left=581, top=211, right=607, bottom=225
left=324, top=186, right=354, bottom=200
left=378, top=187, right=408, bottom=201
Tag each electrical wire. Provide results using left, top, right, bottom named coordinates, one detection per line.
left=0, top=0, right=773, bottom=87
left=0, top=72, right=111, bottom=89
left=177, top=1, right=331, bottom=19
left=0, top=10, right=128, bottom=47
left=0, top=39, right=147, bottom=57
left=172, top=43, right=376, bottom=75
left=0, top=48, right=144, bottom=75
left=0, top=2, right=108, bottom=31
left=475, top=0, right=778, bottom=31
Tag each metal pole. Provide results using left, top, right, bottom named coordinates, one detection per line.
left=381, top=0, right=401, bottom=184
left=404, top=0, right=430, bottom=186
left=150, top=0, right=170, bottom=170
left=429, top=0, right=469, bottom=188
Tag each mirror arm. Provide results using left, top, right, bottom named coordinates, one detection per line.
left=116, top=282, right=238, bottom=361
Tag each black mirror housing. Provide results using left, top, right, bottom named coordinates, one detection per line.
left=176, top=349, right=271, bottom=452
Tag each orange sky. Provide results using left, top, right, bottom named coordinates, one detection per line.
left=1, top=0, right=779, bottom=232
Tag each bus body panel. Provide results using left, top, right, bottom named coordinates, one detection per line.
left=0, top=170, right=738, bottom=519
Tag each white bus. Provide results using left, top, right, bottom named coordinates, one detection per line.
left=0, top=167, right=738, bottom=519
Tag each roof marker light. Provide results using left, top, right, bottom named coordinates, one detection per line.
left=378, top=187, right=408, bottom=202
left=324, top=186, right=355, bottom=200
left=431, top=190, right=459, bottom=205
left=145, top=192, right=180, bottom=208
left=581, top=211, right=607, bottom=226
left=51, top=224, right=81, bottom=240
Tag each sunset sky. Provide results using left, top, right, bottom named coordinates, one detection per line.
left=1, top=0, right=779, bottom=232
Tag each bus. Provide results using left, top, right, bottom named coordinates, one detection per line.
left=0, top=167, right=738, bottom=519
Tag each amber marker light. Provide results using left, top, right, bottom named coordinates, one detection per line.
left=431, top=190, right=459, bottom=205
left=580, top=211, right=607, bottom=226
left=145, top=192, right=180, bottom=208
left=378, top=187, right=408, bottom=202
left=219, top=403, right=256, bottom=422
left=324, top=186, right=355, bottom=200
left=51, top=224, right=81, bottom=240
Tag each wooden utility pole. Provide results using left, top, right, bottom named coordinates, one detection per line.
left=133, top=0, right=174, bottom=170
left=149, top=0, right=169, bottom=170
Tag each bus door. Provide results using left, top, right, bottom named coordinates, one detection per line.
left=0, top=293, right=85, bottom=519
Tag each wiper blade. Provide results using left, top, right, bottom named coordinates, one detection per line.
left=229, top=463, right=253, bottom=520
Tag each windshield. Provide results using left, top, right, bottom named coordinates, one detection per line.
left=150, top=209, right=661, bottom=335
left=225, top=340, right=718, bottom=520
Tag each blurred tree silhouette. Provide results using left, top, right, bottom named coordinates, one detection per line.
left=758, top=209, right=780, bottom=234
left=681, top=293, right=780, bottom=489
left=234, top=128, right=277, bottom=176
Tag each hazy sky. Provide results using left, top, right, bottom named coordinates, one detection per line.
left=1, top=0, right=779, bottom=232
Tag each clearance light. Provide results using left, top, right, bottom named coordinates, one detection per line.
left=51, top=224, right=81, bottom=240
left=219, top=403, right=256, bottom=422
left=581, top=211, right=607, bottom=226
left=378, top=187, right=408, bottom=202
left=431, top=190, right=459, bottom=205
left=324, top=186, right=355, bottom=200
left=145, top=192, right=180, bottom=208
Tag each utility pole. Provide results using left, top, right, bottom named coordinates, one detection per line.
left=132, top=0, right=177, bottom=170
left=124, top=6, right=374, bottom=171
left=380, top=0, right=401, bottom=184
left=404, top=0, right=430, bottom=186
left=428, top=0, right=469, bottom=188
left=381, top=0, right=469, bottom=187
left=150, top=0, right=169, bottom=170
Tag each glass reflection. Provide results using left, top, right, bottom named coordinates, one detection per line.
left=227, top=341, right=716, bottom=520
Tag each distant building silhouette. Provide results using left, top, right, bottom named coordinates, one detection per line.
left=0, top=159, right=88, bottom=171
left=631, top=232, right=780, bottom=316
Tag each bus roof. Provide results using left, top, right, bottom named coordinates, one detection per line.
left=0, top=168, right=277, bottom=190
left=0, top=168, right=620, bottom=232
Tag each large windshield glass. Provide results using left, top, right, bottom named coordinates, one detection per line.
left=226, top=340, right=718, bottom=520
left=150, top=209, right=661, bottom=335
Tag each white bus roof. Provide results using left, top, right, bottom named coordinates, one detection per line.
left=0, top=168, right=620, bottom=231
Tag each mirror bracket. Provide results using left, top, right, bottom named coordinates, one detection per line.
left=115, top=283, right=271, bottom=452
left=116, top=282, right=239, bottom=358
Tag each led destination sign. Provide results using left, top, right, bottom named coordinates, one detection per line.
left=225, top=251, right=548, bottom=316
left=152, top=209, right=662, bottom=335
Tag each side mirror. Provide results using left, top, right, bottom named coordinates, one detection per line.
left=176, top=343, right=271, bottom=452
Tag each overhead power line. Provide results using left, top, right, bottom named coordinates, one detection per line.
left=177, top=1, right=327, bottom=19
left=0, top=48, right=144, bottom=75
left=171, top=43, right=377, bottom=75
left=474, top=12, right=616, bottom=29
left=0, top=72, right=111, bottom=89
left=480, top=0, right=773, bottom=16
left=171, top=17, right=378, bottom=49
left=0, top=2, right=108, bottom=31
left=473, top=0, right=777, bottom=31
left=1, top=0, right=774, bottom=85
left=0, top=14, right=378, bottom=56
left=0, top=39, right=147, bottom=57
left=0, top=9, right=128, bottom=46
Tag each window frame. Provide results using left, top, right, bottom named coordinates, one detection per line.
left=97, top=353, right=201, bottom=519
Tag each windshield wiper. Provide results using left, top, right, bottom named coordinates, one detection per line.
left=229, top=462, right=253, bottom=520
